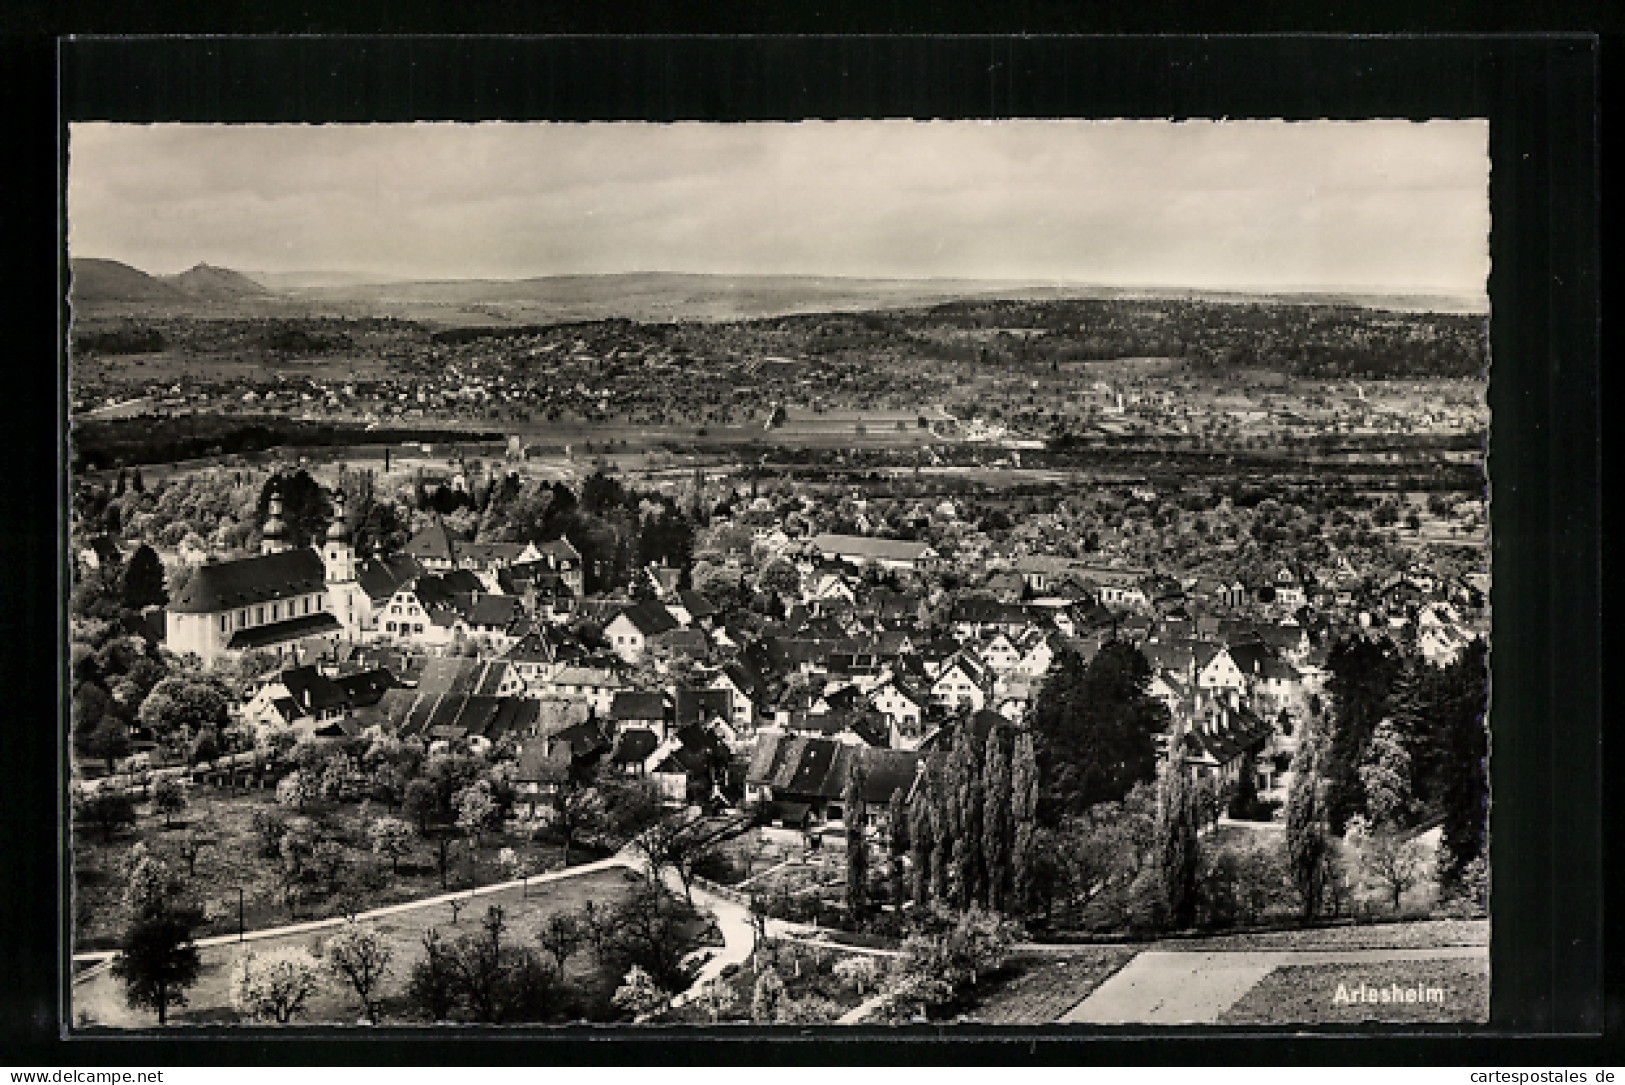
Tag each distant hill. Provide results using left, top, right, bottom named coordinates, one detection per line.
left=69, top=258, right=184, bottom=303
left=158, top=263, right=271, bottom=300
left=68, top=263, right=1487, bottom=324
left=280, top=271, right=1487, bottom=324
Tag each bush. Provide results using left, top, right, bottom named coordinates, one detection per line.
left=1233, top=843, right=1288, bottom=924
left=1196, top=848, right=1241, bottom=929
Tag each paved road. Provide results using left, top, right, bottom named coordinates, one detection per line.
left=1060, top=944, right=1486, bottom=1025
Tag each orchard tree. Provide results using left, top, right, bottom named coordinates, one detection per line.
left=110, top=847, right=202, bottom=1025
left=537, top=912, right=583, bottom=980
left=110, top=906, right=202, bottom=1025
left=78, top=790, right=137, bottom=843
left=85, top=717, right=131, bottom=776
left=151, top=776, right=187, bottom=829
left=138, top=675, right=230, bottom=748
left=230, top=946, right=323, bottom=1023
left=324, top=921, right=394, bottom=1023
left=454, top=781, right=500, bottom=848
left=368, top=816, right=414, bottom=878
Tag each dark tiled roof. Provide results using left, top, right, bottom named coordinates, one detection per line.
left=676, top=688, right=732, bottom=724
left=656, top=628, right=710, bottom=655
left=858, top=748, right=923, bottom=805
left=457, top=593, right=527, bottom=629
left=404, top=520, right=456, bottom=562
left=612, top=728, right=661, bottom=765
left=536, top=537, right=580, bottom=562
left=280, top=665, right=349, bottom=712
left=611, top=691, right=669, bottom=721
left=471, top=662, right=512, bottom=696
left=334, top=667, right=398, bottom=708
left=617, top=600, right=680, bottom=637
left=357, top=553, right=425, bottom=604
left=455, top=695, right=503, bottom=737
left=225, top=611, right=343, bottom=649
left=745, top=731, right=792, bottom=786
left=676, top=591, right=716, bottom=619
left=456, top=541, right=527, bottom=568
left=170, top=549, right=327, bottom=614
left=554, top=718, right=612, bottom=757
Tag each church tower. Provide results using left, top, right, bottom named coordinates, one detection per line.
left=323, top=490, right=356, bottom=584
left=261, top=490, right=289, bottom=555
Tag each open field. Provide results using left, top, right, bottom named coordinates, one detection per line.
left=73, top=785, right=580, bottom=952
left=74, top=865, right=660, bottom=1027
left=1152, top=918, right=1487, bottom=954
left=962, top=946, right=1140, bottom=1024
left=1216, top=954, right=1488, bottom=1025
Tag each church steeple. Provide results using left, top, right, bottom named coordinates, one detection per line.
left=261, top=489, right=289, bottom=555
left=323, top=489, right=355, bottom=584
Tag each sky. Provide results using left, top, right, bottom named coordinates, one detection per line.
left=67, top=120, right=1490, bottom=299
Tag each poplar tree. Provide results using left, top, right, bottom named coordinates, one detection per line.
left=1358, top=719, right=1414, bottom=829
left=1285, top=724, right=1334, bottom=921
left=1010, top=730, right=1040, bottom=917
left=1155, top=760, right=1201, bottom=929
left=888, top=787, right=910, bottom=907
left=927, top=759, right=953, bottom=902
left=950, top=723, right=985, bottom=908
left=908, top=788, right=934, bottom=905
left=843, top=757, right=869, bottom=918
left=981, top=724, right=1013, bottom=914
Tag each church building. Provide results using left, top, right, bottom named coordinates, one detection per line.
left=165, top=488, right=349, bottom=666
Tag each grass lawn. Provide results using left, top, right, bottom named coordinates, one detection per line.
left=960, top=947, right=1140, bottom=1025
left=75, top=865, right=664, bottom=1027
left=1158, top=918, right=1488, bottom=953
left=1217, top=955, right=1489, bottom=1025
left=73, top=785, right=579, bottom=952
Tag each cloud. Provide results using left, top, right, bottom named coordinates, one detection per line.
left=66, top=119, right=1488, bottom=295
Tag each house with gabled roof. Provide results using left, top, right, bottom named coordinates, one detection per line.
left=744, top=732, right=923, bottom=827
left=868, top=673, right=931, bottom=742
left=513, top=738, right=574, bottom=819
left=645, top=722, right=734, bottom=805
left=668, top=590, right=717, bottom=630
left=1177, top=704, right=1272, bottom=787
left=978, top=630, right=1024, bottom=675
left=403, top=518, right=458, bottom=571
left=931, top=649, right=994, bottom=711
left=610, top=690, right=673, bottom=740
left=708, top=661, right=763, bottom=730
left=500, top=625, right=565, bottom=687
left=651, top=625, right=712, bottom=665
left=604, top=600, right=681, bottom=662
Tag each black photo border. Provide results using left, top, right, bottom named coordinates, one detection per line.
left=0, top=32, right=1606, bottom=1065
